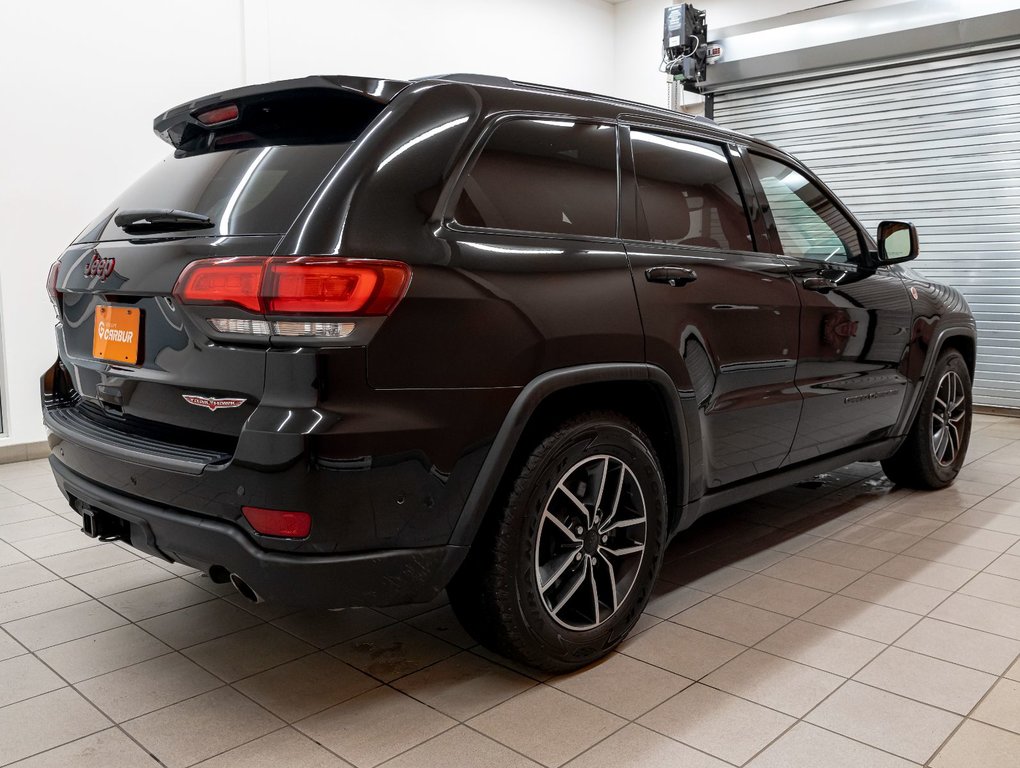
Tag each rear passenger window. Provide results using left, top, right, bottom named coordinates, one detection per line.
left=630, top=131, right=753, bottom=251
left=749, top=153, right=862, bottom=263
left=453, top=119, right=617, bottom=238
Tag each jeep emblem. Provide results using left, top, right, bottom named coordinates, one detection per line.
left=84, top=251, right=116, bottom=280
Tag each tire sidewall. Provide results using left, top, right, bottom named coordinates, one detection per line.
left=919, top=352, right=972, bottom=484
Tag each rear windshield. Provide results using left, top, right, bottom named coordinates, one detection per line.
left=77, top=143, right=350, bottom=242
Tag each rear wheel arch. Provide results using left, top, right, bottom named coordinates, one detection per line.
left=450, top=364, right=692, bottom=548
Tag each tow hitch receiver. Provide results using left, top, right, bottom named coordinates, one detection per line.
left=79, top=504, right=130, bottom=542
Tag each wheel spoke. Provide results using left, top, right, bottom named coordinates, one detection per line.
left=602, top=543, right=644, bottom=557
left=556, top=483, right=591, bottom=526
left=588, top=563, right=601, bottom=625
left=542, top=510, right=581, bottom=544
left=592, top=457, right=610, bottom=519
left=597, top=551, right=619, bottom=613
left=550, top=557, right=589, bottom=617
left=934, top=427, right=950, bottom=462
left=601, top=515, right=645, bottom=533
left=539, top=547, right=583, bottom=593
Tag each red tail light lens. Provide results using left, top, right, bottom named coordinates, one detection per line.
left=173, top=257, right=411, bottom=317
left=264, top=259, right=410, bottom=315
left=174, top=258, right=266, bottom=313
left=242, top=506, right=311, bottom=538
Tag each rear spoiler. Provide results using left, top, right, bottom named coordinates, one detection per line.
left=153, top=75, right=409, bottom=156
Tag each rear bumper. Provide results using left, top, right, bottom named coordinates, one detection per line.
left=50, top=457, right=466, bottom=608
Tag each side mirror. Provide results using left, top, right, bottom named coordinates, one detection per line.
left=876, top=220, right=919, bottom=264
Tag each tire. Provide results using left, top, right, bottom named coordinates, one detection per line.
left=448, top=411, right=668, bottom=672
left=882, top=349, right=972, bottom=490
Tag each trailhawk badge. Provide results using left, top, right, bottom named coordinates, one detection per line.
left=182, top=394, right=247, bottom=412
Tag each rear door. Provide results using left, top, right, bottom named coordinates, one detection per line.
left=622, top=127, right=802, bottom=490
left=744, top=151, right=913, bottom=463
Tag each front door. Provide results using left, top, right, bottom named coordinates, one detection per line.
left=745, top=151, right=913, bottom=464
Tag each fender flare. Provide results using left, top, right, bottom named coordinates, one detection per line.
left=449, top=363, right=695, bottom=547
left=893, top=323, right=977, bottom=436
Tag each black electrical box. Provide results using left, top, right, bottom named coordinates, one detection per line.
left=663, top=4, right=708, bottom=88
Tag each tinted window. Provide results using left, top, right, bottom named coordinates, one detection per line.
left=630, top=131, right=752, bottom=251
left=749, top=153, right=861, bottom=263
left=454, top=119, right=617, bottom=237
left=79, top=144, right=352, bottom=242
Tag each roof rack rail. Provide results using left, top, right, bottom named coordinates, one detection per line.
left=421, top=73, right=516, bottom=87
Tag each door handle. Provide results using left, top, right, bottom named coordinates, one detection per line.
left=802, top=277, right=838, bottom=293
left=646, top=266, right=698, bottom=287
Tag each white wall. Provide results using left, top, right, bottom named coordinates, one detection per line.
left=0, top=0, right=618, bottom=447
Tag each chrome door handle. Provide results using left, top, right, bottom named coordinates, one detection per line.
left=646, top=266, right=698, bottom=287
left=802, top=277, right=838, bottom=293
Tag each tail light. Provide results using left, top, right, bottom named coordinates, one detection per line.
left=46, top=261, right=61, bottom=317
left=173, top=257, right=411, bottom=338
left=242, top=506, right=311, bottom=538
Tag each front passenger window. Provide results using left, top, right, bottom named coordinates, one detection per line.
left=749, top=153, right=861, bottom=263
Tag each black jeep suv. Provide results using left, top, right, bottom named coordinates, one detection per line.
left=42, top=74, right=975, bottom=670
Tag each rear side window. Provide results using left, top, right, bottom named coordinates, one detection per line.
left=749, top=153, right=861, bottom=263
left=79, top=144, right=351, bottom=242
left=630, top=131, right=753, bottom=251
left=453, top=119, right=617, bottom=238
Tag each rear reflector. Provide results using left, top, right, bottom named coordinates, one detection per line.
left=46, top=261, right=60, bottom=314
left=208, top=318, right=271, bottom=335
left=174, top=257, right=411, bottom=318
left=196, top=104, right=239, bottom=125
left=242, top=506, right=312, bottom=538
left=272, top=321, right=355, bottom=337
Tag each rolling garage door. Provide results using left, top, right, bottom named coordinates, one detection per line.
left=712, top=45, right=1020, bottom=409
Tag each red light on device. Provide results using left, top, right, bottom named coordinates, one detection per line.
left=174, top=258, right=265, bottom=313
left=242, top=506, right=312, bottom=538
left=196, top=104, right=239, bottom=126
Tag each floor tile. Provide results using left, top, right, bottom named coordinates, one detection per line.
left=548, top=652, right=689, bottom=720
left=36, top=624, right=171, bottom=683
left=564, top=722, right=729, bottom=768
left=894, top=617, right=1020, bottom=675
left=854, top=646, right=996, bottom=715
left=0, top=561, right=57, bottom=593
left=468, top=685, right=624, bottom=768
left=0, top=540, right=28, bottom=567
left=328, top=623, right=459, bottom=683
left=720, top=573, right=829, bottom=617
left=644, top=582, right=710, bottom=619
left=297, top=686, right=456, bottom=768
left=0, top=687, right=110, bottom=766
left=123, top=687, right=283, bottom=768
left=100, top=578, right=215, bottom=621
left=747, top=721, right=917, bottom=768
left=0, top=515, right=77, bottom=542
left=959, top=572, right=1020, bottom=608
left=618, top=621, right=743, bottom=679
left=15, top=531, right=101, bottom=559
left=702, top=648, right=843, bottom=717
left=193, top=727, right=353, bottom=768
left=671, top=595, right=790, bottom=645
left=840, top=573, right=951, bottom=615
left=830, top=524, right=921, bottom=553
left=184, top=623, right=314, bottom=683
left=762, top=555, right=864, bottom=592
left=903, top=538, right=999, bottom=570
left=273, top=607, right=394, bottom=649
left=2, top=600, right=126, bottom=650
left=873, top=555, right=976, bottom=591
left=955, top=508, right=1020, bottom=536
left=806, top=681, right=961, bottom=763
left=930, top=593, right=1020, bottom=639
left=755, top=619, right=884, bottom=676
left=234, top=651, right=378, bottom=722
left=861, top=509, right=945, bottom=536
left=8, top=727, right=161, bottom=768
left=972, top=678, right=1020, bottom=735
left=137, top=598, right=261, bottom=649
left=380, top=724, right=541, bottom=768
left=0, top=628, right=25, bottom=661
left=0, top=654, right=64, bottom=707
left=658, top=561, right=751, bottom=594
left=67, top=559, right=175, bottom=598
left=798, top=538, right=895, bottom=571
left=406, top=605, right=477, bottom=649
left=0, top=579, right=89, bottom=623
left=76, top=652, right=221, bottom=722
left=986, top=553, right=1020, bottom=581
left=928, top=523, right=1019, bottom=553
left=638, top=683, right=794, bottom=766
left=36, top=544, right=137, bottom=578
left=930, top=719, right=1020, bottom=768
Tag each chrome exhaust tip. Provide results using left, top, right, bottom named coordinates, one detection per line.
left=228, top=573, right=262, bottom=603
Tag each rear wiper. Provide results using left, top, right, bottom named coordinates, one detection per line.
left=114, top=208, right=214, bottom=234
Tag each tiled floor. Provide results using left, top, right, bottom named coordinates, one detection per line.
left=2, top=414, right=1020, bottom=767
